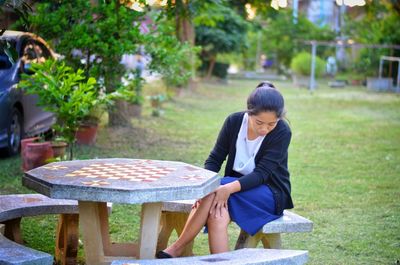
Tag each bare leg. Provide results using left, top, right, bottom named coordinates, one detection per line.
left=163, top=193, right=216, bottom=257
left=207, top=206, right=230, bottom=254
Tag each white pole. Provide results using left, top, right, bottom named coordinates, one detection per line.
left=293, top=0, right=298, bottom=24
left=379, top=57, right=383, bottom=79
left=255, top=31, right=261, bottom=71
left=310, top=41, right=317, bottom=92
left=396, top=60, right=400, bottom=93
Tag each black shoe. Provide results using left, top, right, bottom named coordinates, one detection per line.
left=156, top=250, right=173, bottom=259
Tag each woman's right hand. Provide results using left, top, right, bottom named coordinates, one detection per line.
left=192, top=199, right=201, bottom=209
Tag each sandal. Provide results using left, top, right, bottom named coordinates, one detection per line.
left=156, top=250, right=173, bottom=259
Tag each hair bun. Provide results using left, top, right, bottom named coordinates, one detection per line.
left=256, top=81, right=276, bottom=89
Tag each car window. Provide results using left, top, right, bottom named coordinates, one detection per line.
left=21, top=40, right=52, bottom=65
left=0, top=51, right=12, bottom=69
left=20, top=40, right=52, bottom=74
left=0, top=39, right=16, bottom=70
left=34, top=41, right=51, bottom=59
left=21, top=41, right=40, bottom=65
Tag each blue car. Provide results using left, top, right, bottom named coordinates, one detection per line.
left=0, top=31, right=55, bottom=156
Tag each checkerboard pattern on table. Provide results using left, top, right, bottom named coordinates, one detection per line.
left=40, top=160, right=211, bottom=187
left=63, top=162, right=176, bottom=183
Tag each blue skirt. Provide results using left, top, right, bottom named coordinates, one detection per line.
left=222, top=176, right=282, bottom=236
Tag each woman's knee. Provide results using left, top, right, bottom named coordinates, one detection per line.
left=207, top=211, right=230, bottom=229
left=203, top=193, right=215, bottom=202
left=192, top=193, right=216, bottom=211
left=194, top=193, right=215, bottom=207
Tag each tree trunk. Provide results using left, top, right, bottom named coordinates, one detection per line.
left=104, top=58, right=128, bottom=127
left=176, top=8, right=194, bottom=45
left=175, top=0, right=197, bottom=90
left=109, top=100, right=136, bottom=127
left=206, top=55, right=216, bottom=80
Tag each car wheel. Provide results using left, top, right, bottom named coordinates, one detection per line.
left=7, top=108, right=23, bottom=156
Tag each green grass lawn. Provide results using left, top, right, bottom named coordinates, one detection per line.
left=1, top=79, right=399, bottom=264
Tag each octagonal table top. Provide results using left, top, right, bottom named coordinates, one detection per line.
left=23, top=158, right=221, bottom=204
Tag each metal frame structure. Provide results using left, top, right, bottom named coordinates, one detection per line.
left=379, top=56, right=400, bottom=93
left=304, top=40, right=400, bottom=92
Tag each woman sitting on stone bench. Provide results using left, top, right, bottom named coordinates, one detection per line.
left=157, top=81, right=294, bottom=258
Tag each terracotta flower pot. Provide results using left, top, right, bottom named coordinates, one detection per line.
left=51, top=141, right=68, bottom=158
left=351, top=79, right=362, bottom=86
left=23, top=142, right=54, bottom=171
left=75, top=124, right=98, bottom=145
left=21, top=137, right=40, bottom=171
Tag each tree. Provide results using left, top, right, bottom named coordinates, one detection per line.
left=26, top=0, right=193, bottom=126
left=142, top=1, right=249, bottom=83
left=162, top=0, right=227, bottom=85
left=0, top=0, right=31, bottom=35
left=195, top=5, right=248, bottom=79
left=249, top=9, right=335, bottom=73
left=344, top=2, right=400, bottom=76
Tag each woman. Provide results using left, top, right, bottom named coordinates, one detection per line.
left=157, top=81, right=293, bottom=258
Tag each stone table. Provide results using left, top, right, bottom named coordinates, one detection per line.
left=23, top=158, right=220, bottom=265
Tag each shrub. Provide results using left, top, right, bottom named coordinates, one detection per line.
left=290, top=52, right=326, bottom=77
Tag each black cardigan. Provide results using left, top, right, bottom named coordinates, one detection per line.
left=204, top=111, right=293, bottom=214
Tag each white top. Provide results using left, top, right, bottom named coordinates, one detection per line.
left=233, top=113, right=265, bottom=175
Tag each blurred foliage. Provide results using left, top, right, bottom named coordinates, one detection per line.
left=24, top=1, right=194, bottom=92
left=227, top=0, right=273, bottom=18
left=0, top=0, right=31, bottom=33
left=195, top=4, right=248, bottom=57
left=344, top=1, right=400, bottom=45
left=344, top=1, right=400, bottom=77
left=245, top=9, right=335, bottom=72
left=195, top=4, right=248, bottom=77
left=26, top=1, right=144, bottom=93
left=116, top=70, right=145, bottom=105
left=290, top=52, right=325, bottom=77
left=163, top=0, right=226, bottom=27
left=20, top=1, right=195, bottom=125
left=351, top=48, right=391, bottom=77
left=144, top=16, right=199, bottom=88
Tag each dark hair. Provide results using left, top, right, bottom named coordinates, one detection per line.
left=247, top=81, right=286, bottom=118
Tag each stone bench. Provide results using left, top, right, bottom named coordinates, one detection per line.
left=0, top=194, right=113, bottom=264
left=157, top=200, right=313, bottom=255
left=0, top=194, right=81, bottom=265
left=111, top=248, right=308, bottom=265
left=0, top=233, right=53, bottom=265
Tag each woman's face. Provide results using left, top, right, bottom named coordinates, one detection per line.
left=248, top=111, right=279, bottom=137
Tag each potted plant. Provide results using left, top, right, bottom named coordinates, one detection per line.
left=50, top=136, right=68, bottom=159
left=19, top=60, right=101, bottom=160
